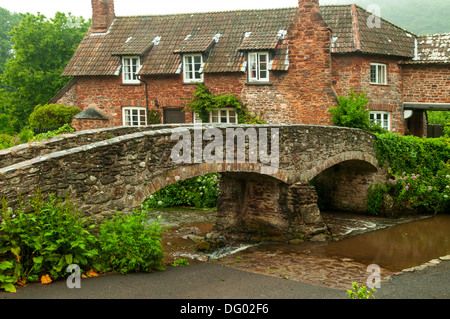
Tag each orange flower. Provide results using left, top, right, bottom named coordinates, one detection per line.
left=40, top=274, right=52, bottom=284
left=87, top=269, right=99, bottom=277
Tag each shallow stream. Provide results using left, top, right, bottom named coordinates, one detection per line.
left=147, top=209, right=450, bottom=289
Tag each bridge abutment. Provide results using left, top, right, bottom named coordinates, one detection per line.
left=212, top=173, right=329, bottom=242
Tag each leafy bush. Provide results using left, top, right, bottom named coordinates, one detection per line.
left=30, top=123, right=74, bottom=142
left=1, top=193, right=168, bottom=292
left=374, top=132, right=450, bottom=178
left=29, top=104, right=81, bottom=129
left=0, top=192, right=98, bottom=292
left=96, top=211, right=166, bottom=274
left=347, top=282, right=376, bottom=299
left=367, top=132, right=450, bottom=215
left=329, top=89, right=371, bottom=130
left=142, top=173, right=220, bottom=209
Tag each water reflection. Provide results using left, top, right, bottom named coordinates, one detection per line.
left=147, top=208, right=450, bottom=272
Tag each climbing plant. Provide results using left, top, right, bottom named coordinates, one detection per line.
left=184, top=84, right=265, bottom=124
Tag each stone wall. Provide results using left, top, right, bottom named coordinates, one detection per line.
left=331, top=53, right=407, bottom=134
left=0, top=125, right=183, bottom=168
left=402, top=64, right=450, bottom=104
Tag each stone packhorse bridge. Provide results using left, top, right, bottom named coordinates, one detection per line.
left=0, top=124, right=384, bottom=241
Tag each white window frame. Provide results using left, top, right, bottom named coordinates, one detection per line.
left=122, top=56, right=141, bottom=84
left=193, top=108, right=239, bottom=124
left=122, top=107, right=147, bottom=127
left=183, top=54, right=204, bottom=83
left=370, top=111, right=390, bottom=131
left=370, top=63, right=387, bottom=85
left=248, top=52, right=270, bottom=83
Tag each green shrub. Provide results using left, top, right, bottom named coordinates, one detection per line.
left=29, top=104, right=81, bottom=129
left=142, top=173, right=220, bottom=209
left=148, top=110, right=162, bottom=125
left=367, top=132, right=450, bottom=215
left=347, top=282, right=376, bottom=299
left=96, top=211, right=166, bottom=274
left=0, top=114, right=16, bottom=135
left=0, top=192, right=98, bottom=292
left=329, top=89, right=371, bottom=130
left=31, top=123, right=74, bottom=142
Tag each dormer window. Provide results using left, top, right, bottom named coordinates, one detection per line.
left=248, top=52, right=269, bottom=83
left=183, top=54, right=203, bottom=83
left=122, top=56, right=141, bottom=84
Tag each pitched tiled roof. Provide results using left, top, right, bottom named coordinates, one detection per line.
left=63, top=8, right=296, bottom=76
left=320, top=4, right=415, bottom=58
left=63, top=5, right=435, bottom=77
left=409, top=33, right=450, bottom=64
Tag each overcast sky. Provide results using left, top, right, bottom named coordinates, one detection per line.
left=0, top=0, right=355, bottom=18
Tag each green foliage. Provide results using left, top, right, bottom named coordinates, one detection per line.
left=374, top=133, right=449, bottom=178
left=148, top=109, right=162, bottom=125
left=185, top=84, right=265, bottom=124
left=444, top=124, right=450, bottom=137
left=0, top=12, right=90, bottom=130
left=0, top=191, right=98, bottom=292
left=172, top=258, right=189, bottom=267
left=329, top=89, right=371, bottom=130
left=367, top=183, right=387, bottom=216
left=29, top=104, right=81, bottom=129
left=97, top=211, right=166, bottom=275
left=0, top=192, right=168, bottom=292
left=347, top=282, right=376, bottom=299
left=31, top=123, right=75, bottom=142
left=367, top=132, right=450, bottom=215
left=0, top=7, right=21, bottom=88
left=0, top=124, right=75, bottom=151
left=142, top=173, right=220, bottom=209
left=428, top=111, right=450, bottom=125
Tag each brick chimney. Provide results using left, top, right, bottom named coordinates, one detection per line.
left=282, top=0, right=336, bottom=125
left=91, top=0, right=115, bottom=33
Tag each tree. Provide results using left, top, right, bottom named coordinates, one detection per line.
left=329, top=89, right=371, bottom=130
left=0, top=12, right=90, bottom=131
left=0, top=7, right=20, bottom=90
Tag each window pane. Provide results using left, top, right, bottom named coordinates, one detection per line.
left=370, top=65, right=377, bottom=83
left=211, top=110, right=219, bottom=123
left=249, top=53, right=257, bottom=80
left=229, top=110, right=236, bottom=123
left=220, top=110, right=227, bottom=123
left=378, top=65, right=385, bottom=84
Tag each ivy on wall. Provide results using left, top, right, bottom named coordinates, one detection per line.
left=184, top=84, right=265, bottom=124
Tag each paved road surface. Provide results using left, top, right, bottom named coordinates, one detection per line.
left=1, top=259, right=448, bottom=300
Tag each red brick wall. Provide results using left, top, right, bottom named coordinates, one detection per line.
left=402, top=64, right=450, bottom=103
left=332, top=53, right=407, bottom=133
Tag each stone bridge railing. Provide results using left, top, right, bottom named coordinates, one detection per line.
left=0, top=124, right=184, bottom=169
left=0, top=124, right=383, bottom=241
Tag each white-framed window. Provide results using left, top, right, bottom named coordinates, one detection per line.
left=370, top=63, right=387, bottom=85
left=122, top=56, right=141, bottom=84
left=248, top=52, right=269, bottom=82
left=193, top=108, right=238, bottom=124
left=183, top=54, right=203, bottom=83
left=122, top=107, right=147, bottom=126
left=370, top=111, right=390, bottom=131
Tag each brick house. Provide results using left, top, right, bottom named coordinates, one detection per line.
left=53, top=0, right=450, bottom=136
